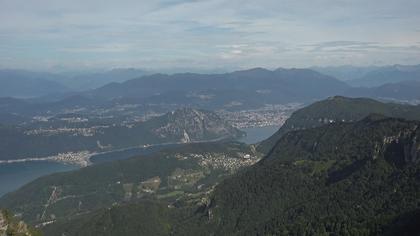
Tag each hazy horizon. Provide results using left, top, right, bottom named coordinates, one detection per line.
left=1, top=63, right=420, bottom=76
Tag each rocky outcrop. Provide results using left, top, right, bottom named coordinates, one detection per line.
left=152, top=108, right=244, bottom=142
left=380, top=126, right=420, bottom=167
left=0, top=209, right=39, bottom=236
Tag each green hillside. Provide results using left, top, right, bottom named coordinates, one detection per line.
left=0, top=141, right=259, bottom=227
left=42, top=201, right=179, bottom=236
left=32, top=116, right=420, bottom=235
left=257, top=96, right=420, bottom=154
left=204, top=115, right=420, bottom=235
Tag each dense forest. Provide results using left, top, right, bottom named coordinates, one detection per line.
left=258, top=96, right=420, bottom=154
left=203, top=115, right=420, bottom=235
left=23, top=115, right=420, bottom=235
left=2, top=97, right=420, bottom=235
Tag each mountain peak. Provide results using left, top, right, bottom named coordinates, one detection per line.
left=236, top=67, right=272, bottom=73
left=327, top=95, right=350, bottom=101
left=231, top=67, right=273, bottom=77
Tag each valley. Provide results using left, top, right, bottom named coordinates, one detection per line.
left=1, top=142, right=261, bottom=225
left=0, top=100, right=294, bottom=164
left=0, top=121, right=281, bottom=197
left=1, top=48, right=420, bottom=236
left=2, top=96, right=420, bottom=236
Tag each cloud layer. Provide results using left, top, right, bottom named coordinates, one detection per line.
left=1, top=0, right=419, bottom=71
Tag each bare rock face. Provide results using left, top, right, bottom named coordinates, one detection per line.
left=152, top=108, right=244, bottom=142
left=381, top=126, right=420, bottom=167
left=0, top=209, right=38, bottom=236
left=0, top=212, right=6, bottom=235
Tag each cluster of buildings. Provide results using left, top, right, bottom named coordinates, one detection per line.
left=24, top=127, right=95, bottom=137
left=217, top=103, right=301, bottom=128
left=24, top=125, right=110, bottom=137
left=176, top=152, right=260, bottom=172
left=50, top=151, right=95, bottom=167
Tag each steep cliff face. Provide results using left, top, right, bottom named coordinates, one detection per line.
left=150, top=108, right=244, bottom=142
left=379, top=126, right=420, bottom=167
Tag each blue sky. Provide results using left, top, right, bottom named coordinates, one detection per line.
left=1, top=0, right=420, bottom=71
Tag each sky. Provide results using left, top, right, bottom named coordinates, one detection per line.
left=1, top=0, right=420, bottom=72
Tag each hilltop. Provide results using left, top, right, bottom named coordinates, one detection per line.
left=191, top=116, right=420, bottom=235
left=257, top=96, right=420, bottom=154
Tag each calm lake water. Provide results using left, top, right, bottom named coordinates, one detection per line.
left=0, top=126, right=279, bottom=197
left=90, top=143, right=181, bottom=164
left=238, top=125, right=280, bottom=144
left=0, top=161, right=78, bottom=197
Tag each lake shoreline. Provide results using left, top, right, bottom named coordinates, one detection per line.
left=0, top=126, right=280, bottom=197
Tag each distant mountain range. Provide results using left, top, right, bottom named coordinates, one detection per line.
left=313, top=64, right=420, bottom=87
left=311, top=65, right=379, bottom=81
left=0, top=69, right=70, bottom=98
left=0, top=68, right=149, bottom=97
left=1, top=66, right=419, bottom=109
left=87, top=68, right=349, bottom=109
left=0, top=67, right=353, bottom=117
left=348, top=65, right=420, bottom=87
left=58, top=68, right=149, bottom=90
left=345, top=80, right=420, bottom=102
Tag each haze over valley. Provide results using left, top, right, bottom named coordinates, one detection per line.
left=1, top=0, right=420, bottom=235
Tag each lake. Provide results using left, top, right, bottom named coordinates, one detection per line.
left=90, top=143, right=181, bottom=164
left=238, top=125, right=280, bottom=144
left=0, top=126, right=279, bottom=197
left=0, top=161, right=78, bottom=197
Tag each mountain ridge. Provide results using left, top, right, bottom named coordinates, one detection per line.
left=257, top=96, right=420, bottom=154
left=88, top=68, right=349, bottom=105
left=201, top=116, right=420, bottom=235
